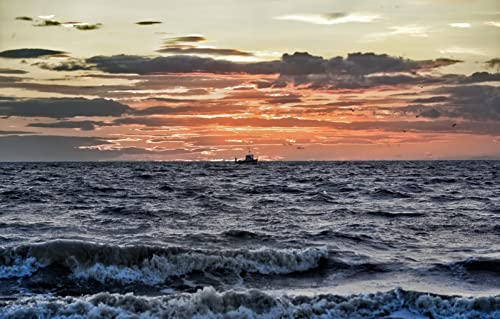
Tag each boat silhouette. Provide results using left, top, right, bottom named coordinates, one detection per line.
left=234, top=152, right=258, bottom=164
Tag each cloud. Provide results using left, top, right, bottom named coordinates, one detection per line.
left=159, top=35, right=253, bottom=57
left=485, top=58, right=500, bottom=70
left=0, top=135, right=115, bottom=161
left=15, top=16, right=33, bottom=21
left=34, top=18, right=61, bottom=27
left=0, top=98, right=131, bottom=118
left=398, top=85, right=500, bottom=121
left=449, top=23, right=471, bottom=28
left=66, top=23, right=102, bottom=31
left=0, top=48, right=66, bottom=59
left=439, top=47, right=486, bottom=56
left=35, top=59, right=92, bottom=71
left=0, top=134, right=217, bottom=161
left=460, top=72, right=500, bottom=83
left=0, top=68, right=27, bottom=74
left=108, top=115, right=500, bottom=135
left=165, top=35, right=207, bottom=43
left=86, top=54, right=280, bottom=74
left=484, top=21, right=500, bottom=28
left=275, top=52, right=461, bottom=89
left=274, top=12, right=379, bottom=25
left=157, top=46, right=253, bottom=56
left=365, top=25, right=430, bottom=41
left=0, top=130, right=34, bottom=135
left=410, top=96, right=449, bottom=104
left=27, top=120, right=110, bottom=131
left=133, top=104, right=249, bottom=116
left=135, top=20, right=162, bottom=25
left=27, top=51, right=462, bottom=94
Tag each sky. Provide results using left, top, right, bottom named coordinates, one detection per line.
left=0, top=0, right=499, bottom=161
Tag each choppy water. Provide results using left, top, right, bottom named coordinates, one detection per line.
left=0, top=161, right=499, bottom=318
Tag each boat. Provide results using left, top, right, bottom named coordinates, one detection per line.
left=235, top=153, right=258, bottom=164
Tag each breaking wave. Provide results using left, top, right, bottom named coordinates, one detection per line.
left=0, top=287, right=498, bottom=319
left=0, top=240, right=328, bottom=285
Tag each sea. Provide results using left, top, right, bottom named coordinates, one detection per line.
left=0, top=161, right=498, bottom=318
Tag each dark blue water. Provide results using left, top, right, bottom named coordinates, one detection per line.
left=0, top=161, right=499, bottom=318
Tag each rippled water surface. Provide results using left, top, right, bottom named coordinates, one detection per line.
left=0, top=161, right=499, bottom=318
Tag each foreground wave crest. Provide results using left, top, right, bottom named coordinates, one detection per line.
left=0, top=240, right=328, bottom=284
left=1, top=287, right=498, bottom=319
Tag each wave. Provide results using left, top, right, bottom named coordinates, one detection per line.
left=437, top=257, right=500, bottom=276
left=370, top=188, right=412, bottom=199
left=0, top=240, right=328, bottom=285
left=1, top=287, right=498, bottom=319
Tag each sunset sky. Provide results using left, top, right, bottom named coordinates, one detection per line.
left=0, top=0, right=499, bottom=161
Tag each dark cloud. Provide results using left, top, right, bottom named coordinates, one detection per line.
left=133, top=104, right=249, bottom=115
left=35, top=59, right=92, bottom=71
left=72, top=23, right=102, bottom=31
left=0, top=135, right=113, bottom=161
left=27, top=120, right=110, bottom=131
left=434, top=85, right=500, bottom=121
left=396, top=85, right=500, bottom=121
left=167, top=36, right=207, bottom=43
left=410, top=96, right=448, bottom=104
left=86, top=55, right=280, bottom=74
left=157, top=46, right=253, bottom=56
left=135, top=20, right=162, bottom=25
left=0, top=135, right=213, bottom=161
left=280, top=52, right=461, bottom=76
left=323, top=12, right=347, bottom=19
left=419, top=108, right=442, bottom=118
left=158, top=35, right=252, bottom=57
left=0, top=98, right=131, bottom=118
left=0, top=68, right=27, bottom=74
left=34, top=52, right=461, bottom=82
left=15, top=16, right=33, bottom=21
left=0, top=130, right=34, bottom=135
left=34, top=19, right=61, bottom=27
left=485, top=58, right=500, bottom=70
left=460, top=72, right=500, bottom=84
left=110, top=115, right=500, bottom=135
left=0, top=48, right=66, bottom=59
left=276, top=52, right=462, bottom=89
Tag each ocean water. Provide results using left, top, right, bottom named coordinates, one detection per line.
left=0, top=161, right=498, bottom=318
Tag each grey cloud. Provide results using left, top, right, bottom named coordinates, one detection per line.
left=460, top=72, right=500, bottom=83
left=0, top=48, right=66, bottom=59
left=280, top=52, right=461, bottom=76
left=34, top=19, right=61, bottom=27
left=110, top=115, right=500, bottom=135
left=0, top=135, right=213, bottom=161
left=86, top=55, right=280, bottom=74
left=485, top=58, right=500, bottom=70
left=0, top=98, right=131, bottom=118
left=136, top=20, right=162, bottom=25
left=277, top=52, right=462, bottom=89
left=0, top=68, right=27, bottom=74
left=410, top=96, right=448, bottom=104
left=35, top=52, right=461, bottom=81
left=166, top=36, right=207, bottom=43
left=0, top=135, right=114, bottom=161
left=15, top=16, right=33, bottom=21
left=34, top=59, right=93, bottom=71
left=157, top=47, right=253, bottom=56
left=0, top=130, right=35, bottom=135
left=27, top=120, right=110, bottom=131
left=419, top=108, right=442, bottom=118
left=397, top=85, right=500, bottom=121
left=266, top=94, right=302, bottom=104
left=72, top=23, right=102, bottom=31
